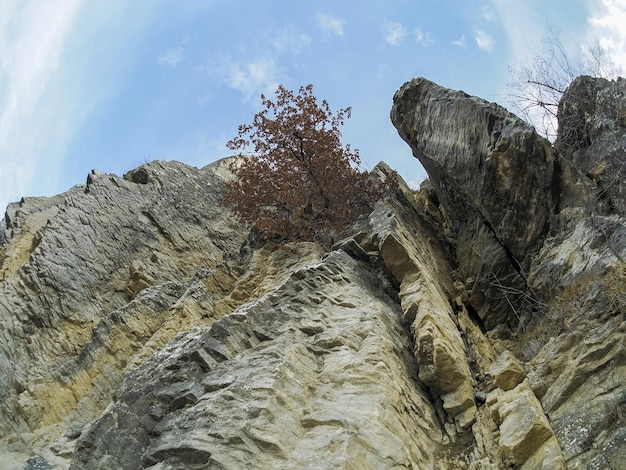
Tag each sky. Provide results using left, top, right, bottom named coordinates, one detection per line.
left=1, top=0, right=625, bottom=213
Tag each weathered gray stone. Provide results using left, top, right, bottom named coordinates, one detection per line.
left=391, top=77, right=554, bottom=260
left=391, top=77, right=554, bottom=330
left=0, top=159, right=247, bottom=460
left=70, top=251, right=441, bottom=470
left=457, top=221, right=530, bottom=330
left=527, top=294, right=626, bottom=466
left=529, top=214, right=626, bottom=294
left=1, top=76, right=625, bottom=470
left=555, top=76, right=626, bottom=219
left=390, top=76, right=625, bottom=468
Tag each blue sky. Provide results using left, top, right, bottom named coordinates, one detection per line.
left=1, top=0, right=625, bottom=212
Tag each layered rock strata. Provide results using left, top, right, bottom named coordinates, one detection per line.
left=391, top=78, right=555, bottom=331
left=392, top=76, right=625, bottom=469
left=71, top=249, right=441, bottom=469
left=0, top=75, right=624, bottom=469
left=0, top=160, right=249, bottom=467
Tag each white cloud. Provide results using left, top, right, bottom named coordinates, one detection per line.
left=157, top=47, right=185, bottom=68
left=489, top=1, right=542, bottom=66
left=207, top=23, right=314, bottom=105
left=0, top=0, right=85, bottom=211
left=209, top=24, right=313, bottom=104
left=216, top=57, right=284, bottom=103
left=481, top=4, right=497, bottom=22
left=474, top=29, right=495, bottom=51
left=587, top=0, right=626, bottom=76
left=452, top=35, right=467, bottom=48
left=315, top=12, right=345, bottom=37
left=414, top=28, right=434, bottom=47
left=270, top=25, right=312, bottom=55
left=157, top=33, right=193, bottom=68
left=382, top=20, right=407, bottom=46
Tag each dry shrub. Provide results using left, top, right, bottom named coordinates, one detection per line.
left=515, top=262, right=625, bottom=360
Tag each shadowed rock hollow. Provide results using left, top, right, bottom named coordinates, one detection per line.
left=0, top=76, right=625, bottom=469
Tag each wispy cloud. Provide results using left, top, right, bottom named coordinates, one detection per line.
left=157, top=47, right=185, bottom=68
left=452, top=35, right=467, bottom=48
left=0, top=0, right=85, bottom=210
left=382, top=20, right=407, bottom=46
left=474, top=29, right=495, bottom=51
left=414, top=27, right=434, bottom=47
left=212, top=56, right=284, bottom=103
left=315, top=12, right=345, bottom=37
left=270, top=25, right=312, bottom=55
left=588, top=0, right=626, bottom=76
left=157, top=33, right=192, bottom=68
left=209, top=24, right=312, bottom=104
left=481, top=4, right=497, bottom=22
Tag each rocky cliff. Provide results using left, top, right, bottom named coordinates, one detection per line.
left=0, top=76, right=624, bottom=469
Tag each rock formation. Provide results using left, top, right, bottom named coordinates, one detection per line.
left=391, top=76, right=625, bottom=469
left=0, top=76, right=624, bottom=469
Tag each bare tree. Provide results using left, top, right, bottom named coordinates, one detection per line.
left=506, top=28, right=622, bottom=140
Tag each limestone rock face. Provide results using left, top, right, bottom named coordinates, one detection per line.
left=1, top=76, right=625, bottom=470
left=487, top=381, right=564, bottom=467
left=555, top=76, right=626, bottom=218
left=0, top=159, right=248, bottom=466
left=526, top=75, right=626, bottom=299
left=390, top=77, right=554, bottom=260
left=70, top=250, right=441, bottom=470
left=489, top=350, right=525, bottom=391
left=391, top=76, right=625, bottom=469
left=365, top=172, right=477, bottom=430
left=526, top=287, right=626, bottom=468
left=391, top=78, right=554, bottom=330
left=529, top=213, right=626, bottom=294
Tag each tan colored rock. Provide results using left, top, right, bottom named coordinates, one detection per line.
left=457, top=306, right=499, bottom=379
left=489, top=350, right=525, bottom=391
left=454, top=403, right=477, bottom=431
left=485, top=388, right=505, bottom=424
left=127, top=260, right=155, bottom=299
left=471, top=407, right=506, bottom=468
left=0, top=197, right=60, bottom=282
left=489, top=381, right=564, bottom=467
left=69, top=251, right=443, bottom=470
left=379, top=231, right=420, bottom=280
left=520, top=437, right=566, bottom=470
left=370, top=190, right=476, bottom=428
left=4, top=75, right=625, bottom=469
left=0, top=160, right=248, bottom=460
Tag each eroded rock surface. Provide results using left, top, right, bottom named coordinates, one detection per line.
left=555, top=75, right=626, bottom=218
left=1, top=76, right=625, bottom=470
left=392, top=76, right=625, bottom=469
left=0, top=160, right=248, bottom=466
left=390, top=77, right=554, bottom=260
left=70, top=250, right=441, bottom=470
left=391, top=78, right=555, bottom=330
